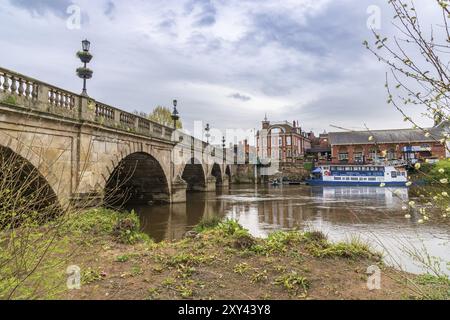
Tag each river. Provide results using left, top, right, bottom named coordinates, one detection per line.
left=130, top=185, right=450, bottom=275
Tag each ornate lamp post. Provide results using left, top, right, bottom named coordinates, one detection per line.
left=222, top=136, right=226, bottom=163
left=205, top=123, right=211, bottom=144
left=171, top=99, right=179, bottom=129
left=76, top=39, right=93, bottom=97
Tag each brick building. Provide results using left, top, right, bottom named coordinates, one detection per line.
left=306, top=131, right=332, bottom=162
left=256, top=115, right=311, bottom=163
left=328, top=123, right=449, bottom=164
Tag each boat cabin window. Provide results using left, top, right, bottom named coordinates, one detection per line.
left=368, top=178, right=376, bottom=181
left=391, top=171, right=397, bottom=178
left=334, top=177, right=341, bottom=181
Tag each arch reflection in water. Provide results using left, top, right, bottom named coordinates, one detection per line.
left=130, top=190, right=227, bottom=242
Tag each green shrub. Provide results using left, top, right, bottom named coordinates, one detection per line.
left=194, top=216, right=223, bottom=232
left=303, top=162, right=313, bottom=171
left=425, top=159, right=450, bottom=183
left=264, top=231, right=304, bottom=253
left=216, top=219, right=249, bottom=236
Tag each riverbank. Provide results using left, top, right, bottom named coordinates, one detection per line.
left=1, top=208, right=448, bottom=300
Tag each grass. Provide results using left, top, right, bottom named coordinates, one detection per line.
left=233, top=262, right=251, bottom=275
left=0, top=208, right=151, bottom=299
left=274, top=272, right=310, bottom=296
left=307, top=236, right=381, bottom=260
left=115, top=254, right=130, bottom=263
left=81, top=267, right=103, bottom=285
left=414, top=274, right=450, bottom=300
left=60, top=208, right=151, bottom=245
left=3, top=213, right=446, bottom=300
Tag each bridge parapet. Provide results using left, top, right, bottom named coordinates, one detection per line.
left=0, top=66, right=81, bottom=119
left=0, top=66, right=174, bottom=142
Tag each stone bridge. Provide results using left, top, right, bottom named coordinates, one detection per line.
left=0, top=66, right=235, bottom=207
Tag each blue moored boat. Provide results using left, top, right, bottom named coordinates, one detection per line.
left=306, top=164, right=409, bottom=187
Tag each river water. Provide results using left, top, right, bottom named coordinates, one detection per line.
left=130, top=185, right=450, bottom=275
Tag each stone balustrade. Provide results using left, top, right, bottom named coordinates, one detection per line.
left=0, top=66, right=225, bottom=160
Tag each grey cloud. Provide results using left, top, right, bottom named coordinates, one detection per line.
left=228, top=93, right=251, bottom=102
left=185, top=0, right=216, bottom=27
left=9, top=0, right=73, bottom=17
left=104, top=1, right=115, bottom=18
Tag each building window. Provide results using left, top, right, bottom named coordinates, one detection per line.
left=387, top=149, right=396, bottom=160
left=369, top=149, right=379, bottom=160
left=271, top=128, right=282, bottom=134
left=339, top=153, right=349, bottom=161
left=279, top=137, right=283, bottom=146
left=354, top=152, right=363, bottom=162
left=286, top=137, right=291, bottom=145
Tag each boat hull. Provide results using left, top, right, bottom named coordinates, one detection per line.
left=306, top=179, right=408, bottom=187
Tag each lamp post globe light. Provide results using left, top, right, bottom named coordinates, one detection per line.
left=171, top=99, right=179, bottom=129
left=76, top=39, right=93, bottom=97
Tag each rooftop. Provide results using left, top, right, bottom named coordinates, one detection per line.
left=328, top=124, right=448, bottom=146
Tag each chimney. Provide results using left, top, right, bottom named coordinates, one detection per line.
left=293, top=120, right=296, bottom=128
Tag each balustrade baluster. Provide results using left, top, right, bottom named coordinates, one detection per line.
left=32, top=83, right=38, bottom=99
left=2, top=75, right=9, bottom=92
left=63, top=93, right=69, bottom=108
left=18, top=78, right=24, bottom=96
left=70, top=95, right=75, bottom=109
left=25, top=81, right=31, bottom=98
left=59, top=92, right=64, bottom=107
left=49, top=90, right=55, bottom=105
left=10, top=76, right=17, bottom=94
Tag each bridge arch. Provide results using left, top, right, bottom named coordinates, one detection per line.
left=181, top=157, right=206, bottom=191
left=0, top=144, right=59, bottom=219
left=211, top=163, right=223, bottom=187
left=104, top=151, right=170, bottom=207
left=0, top=133, right=62, bottom=205
left=225, top=165, right=232, bottom=183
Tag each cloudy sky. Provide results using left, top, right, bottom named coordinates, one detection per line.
left=0, top=0, right=440, bottom=139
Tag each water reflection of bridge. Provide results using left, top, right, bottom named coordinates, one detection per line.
left=134, top=191, right=228, bottom=242
left=134, top=186, right=410, bottom=241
